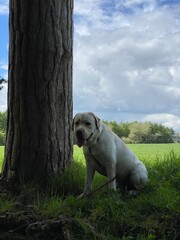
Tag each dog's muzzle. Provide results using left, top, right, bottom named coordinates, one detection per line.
left=76, top=130, right=93, bottom=147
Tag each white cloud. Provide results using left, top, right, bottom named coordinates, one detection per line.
left=73, top=0, right=180, bottom=131
left=1, top=0, right=180, bottom=132
left=0, top=0, right=9, bottom=15
left=0, top=83, right=7, bottom=111
left=0, top=61, right=8, bottom=71
left=0, top=61, right=8, bottom=79
left=143, top=114, right=180, bottom=132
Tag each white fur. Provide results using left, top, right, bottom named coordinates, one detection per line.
left=73, top=112, right=148, bottom=198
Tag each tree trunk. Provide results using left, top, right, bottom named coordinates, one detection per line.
left=1, top=0, right=73, bottom=185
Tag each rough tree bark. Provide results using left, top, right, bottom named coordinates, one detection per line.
left=1, top=0, right=73, bottom=185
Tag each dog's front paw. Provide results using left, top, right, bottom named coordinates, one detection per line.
left=128, top=189, right=139, bottom=196
left=77, top=190, right=91, bottom=199
left=77, top=193, right=86, bottom=199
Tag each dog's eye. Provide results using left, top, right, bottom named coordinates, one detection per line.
left=85, top=122, right=91, bottom=126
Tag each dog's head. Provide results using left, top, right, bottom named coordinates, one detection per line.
left=72, top=112, right=101, bottom=147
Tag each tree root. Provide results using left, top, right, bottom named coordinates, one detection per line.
left=26, top=215, right=74, bottom=240
left=0, top=211, right=74, bottom=240
left=0, top=210, right=107, bottom=240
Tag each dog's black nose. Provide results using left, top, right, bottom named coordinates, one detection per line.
left=76, top=130, right=84, bottom=140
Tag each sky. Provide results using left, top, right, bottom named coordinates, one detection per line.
left=0, top=0, right=180, bottom=132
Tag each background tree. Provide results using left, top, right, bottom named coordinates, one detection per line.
left=0, top=77, right=7, bottom=90
left=1, top=0, right=73, bottom=186
left=105, top=120, right=175, bottom=144
left=128, top=122, right=151, bottom=143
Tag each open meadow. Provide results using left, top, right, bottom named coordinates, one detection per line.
left=74, top=143, right=180, bottom=166
left=0, top=144, right=180, bottom=239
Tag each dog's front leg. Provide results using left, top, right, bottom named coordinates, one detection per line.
left=106, top=161, right=116, bottom=197
left=77, top=158, right=95, bottom=199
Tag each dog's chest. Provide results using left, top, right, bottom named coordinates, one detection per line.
left=88, top=145, right=109, bottom=166
left=89, top=147, right=101, bottom=164
left=88, top=146, right=107, bottom=176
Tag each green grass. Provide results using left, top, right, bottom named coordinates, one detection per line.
left=128, top=143, right=180, bottom=162
left=0, top=144, right=180, bottom=239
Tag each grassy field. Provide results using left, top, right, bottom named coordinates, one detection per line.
left=74, top=143, right=180, bottom=163
left=0, top=144, right=180, bottom=239
left=128, top=143, right=180, bottom=161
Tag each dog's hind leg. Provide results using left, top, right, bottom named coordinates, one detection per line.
left=126, top=165, right=148, bottom=196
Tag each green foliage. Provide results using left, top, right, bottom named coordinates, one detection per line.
left=0, top=145, right=180, bottom=239
left=0, top=146, right=4, bottom=169
left=0, top=131, right=5, bottom=146
left=37, top=196, right=64, bottom=218
left=104, top=120, right=130, bottom=138
left=42, top=146, right=180, bottom=239
left=0, top=111, right=7, bottom=132
left=104, top=120, right=175, bottom=143
left=128, top=143, right=180, bottom=162
left=0, top=111, right=7, bottom=145
left=0, top=198, right=14, bottom=212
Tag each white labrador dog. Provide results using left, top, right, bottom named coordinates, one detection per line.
left=73, top=112, right=148, bottom=198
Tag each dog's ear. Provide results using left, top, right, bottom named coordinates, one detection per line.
left=72, top=118, right=74, bottom=131
left=89, top=112, right=101, bottom=129
left=94, top=116, right=101, bottom=129
left=72, top=114, right=77, bottom=131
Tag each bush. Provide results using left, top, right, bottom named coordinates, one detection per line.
left=0, top=111, right=7, bottom=132
left=0, top=131, right=5, bottom=146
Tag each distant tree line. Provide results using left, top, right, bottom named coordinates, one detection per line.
left=103, top=120, right=177, bottom=143
left=0, top=112, right=179, bottom=145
